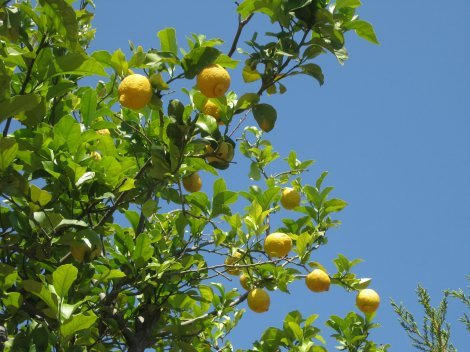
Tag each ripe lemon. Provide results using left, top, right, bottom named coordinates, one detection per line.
left=182, top=172, right=202, bottom=193
left=118, top=74, right=153, bottom=110
left=197, top=64, right=231, bottom=98
left=70, top=243, right=87, bottom=263
left=90, top=151, right=102, bottom=161
left=203, top=100, right=223, bottom=124
left=247, top=288, right=270, bottom=313
left=206, top=142, right=234, bottom=166
left=96, top=128, right=110, bottom=136
left=225, top=252, right=243, bottom=275
left=356, top=289, right=380, bottom=314
left=264, top=232, right=292, bottom=258
left=240, top=273, right=251, bottom=290
left=280, top=187, right=301, bottom=210
left=305, top=269, right=330, bottom=292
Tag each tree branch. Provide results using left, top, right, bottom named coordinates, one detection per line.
left=3, top=34, right=48, bottom=137
left=228, top=13, right=254, bottom=57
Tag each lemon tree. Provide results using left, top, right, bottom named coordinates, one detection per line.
left=0, top=0, right=389, bottom=351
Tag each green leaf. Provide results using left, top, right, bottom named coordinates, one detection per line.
left=39, top=0, right=78, bottom=49
left=259, top=186, right=280, bottom=210
left=2, top=292, right=23, bottom=312
left=236, top=93, right=260, bottom=111
left=333, top=254, right=351, bottom=272
left=196, top=114, right=218, bottom=134
left=93, top=266, right=126, bottom=282
left=157, top=27, right=178, bottom=56
left=53, top=115, right=81, bottom=150
left=324, top=198, right=348, bottom=213
left=252, top=103, right=277, bottom=132
left=54, top=53, right=107, bottom=77
left=0, top=264, right=18, bottom=291
left=46, top=80, right=76, bottom=100
left=186, top=192, right=211, bottom=214
left=80, top=88, right=97, bottom=126
left=111, top=49, right=128, bottom=75
left=75, top=171, right=95, bottom=187
left=29, top=185, right=52, bottom=207
left=335, top=0, right=362, bottom=10
left=118, top=178, right=136, bottom=192
left=242, top=65, right=261, bottom=83
left=212, top=191, right=238, bottom=217
left=305, top=313, right=319, bottom=327
left=0, top=61, right=11, bottom=101
left=23, top=280, right=58, bottom=313
left=304, top=45, right=325, bottom=59
left=287, top=321, right=304, bottom=341
left=182, top=47, right=221, bottom=79
left=0, top=137, right=18, bottom=171
left=345, top=19, right=380, bottom=44
left=53, top=264, right=78, bottom=299
left=149, top=73, right=170, bottom=90
left=60, top=312, right=97, bottom=337
left=132, top=233, right=154, bottom=264
left=55, top=219, right=88, bottom=231
left=260, top=327, right=285, bottom=348
left=249, top=161, right=261, bottom=181
left=214, top=54, right=239, bottom=69
left=0, top=94, right=41, bottom=122
left=301, top=64, right=324, bottom=85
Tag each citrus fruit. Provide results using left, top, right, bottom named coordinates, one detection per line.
left=182, top=172, right=202, bottom=193
left=240, top=274, right=251, bottom=290
left=356, top=289, right=380, bottom=313
left=247, top=288, right=270, bottom=313
left=225, top=252, right=243, bottom=275
left=118, top=74, right=153, bottom=110
left=203, top=100, right=223, bottom=124
left=197, top=64, right=230, bottom=98
left=96, top=128, right=110, bottom=136
left=264, top=232, right=292, bottom=258
left=70, top=240, right=101, bottom=263
left=206, top=142, right=234, bottom=167
left=305, top=269, right=331, bottom=292
left=280, top=187, right=301, bottom=210
left=70, top=243, right=87, bottom=263
left=90, top=151, right=102, bottom=161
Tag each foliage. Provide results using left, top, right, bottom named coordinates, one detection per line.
left=0, top=0, right=386, bottom=351
left=392, top=276, right=470, bottom=352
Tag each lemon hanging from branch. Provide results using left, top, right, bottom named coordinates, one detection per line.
left=197, top=64, right=231, bottom=98
left=118, top=74, right=153, bottom=110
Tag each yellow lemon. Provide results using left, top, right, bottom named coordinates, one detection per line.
left=118, top=74, right=153, bottom=110
left=70, top=240, right=101, bottom=263
left=356, top=289, right=380, bottom=314
left=305, top=269, right=330, bottom=292
left=225, top=252, right=243, bottom=275
left=206, top=142, right=234, bottom=166
left=203, top=100, right=224, bottom=125
left=96, top=128, right=110, bottom=136
left=70, top=243, right=87, bottom=263
left=247, top=288, right=270, bottom=313
left=280, top=187, right=301, bottom=210
left=182, top=172, right=202, bottom=193
left=264, top=232, right=292, bottom=258
left=240, top=274, right=251, bottom=291
left=90, top=151, right=102, bottom=161
left=197, top=64, right=231, bottom=98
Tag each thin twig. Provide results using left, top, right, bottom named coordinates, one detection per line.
left=3, top=34, right=48, bottom=136
left=228, top=13, right=254, bottom=57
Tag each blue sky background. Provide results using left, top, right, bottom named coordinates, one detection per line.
left=89, top=1, right=470, bottom=350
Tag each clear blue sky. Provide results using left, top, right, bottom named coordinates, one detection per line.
left=90, top=1, right=470, bottom=350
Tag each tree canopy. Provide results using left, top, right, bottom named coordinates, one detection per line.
left=0, top=1, right=389, bottom=351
